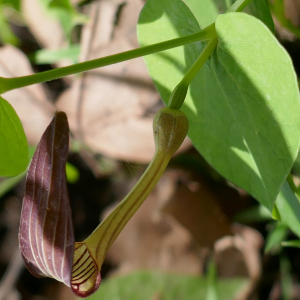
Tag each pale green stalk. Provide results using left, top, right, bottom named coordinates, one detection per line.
left=0, top=24, right=215, bottom=94
left=85, top=150, right=171, bottom=268
left=168, top=37, right=218, bottom=109
left=83, top=107, right=189, bottom=269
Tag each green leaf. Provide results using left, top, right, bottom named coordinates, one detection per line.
left=234, top=205, right=272, bottom=223
left=182, top=0, right=228, bottom=29
left=272, top=204, right=281, bottom=221
left=66, top=162, right=80, bottom=183
left=276, top=181, right=300, bottom=238
left=39, top=0, right=87, bottom=41
left=1, top=0, right=20, bottom=11
left=49, top=0, right=73, bottom=10
left=282, top=240, right=300, bottom=248
left=182, top=0, right=274, bottom=31
left=0, top=7, right=19, bottom=45
left=31, top=45, right=80, bottom=64
left=138, top=3, right=300, bottom=210
left=265, top=222, right=288, bottom=254
left=0, top=96, right=28, bottom=176
left=83, top=270, right=248, bottom=300
left=245, top=0, right=275, bottom=33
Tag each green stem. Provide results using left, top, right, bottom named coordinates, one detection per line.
left=182, top=37, right=218, bottom=86
left=0, top=24, right=215, bottom=94
left=84, top=150, right=171, bottom=269
left=227, top=0, right=254, bottom=13
left=168, top=37, right=218, bottom=109
left=287, top=173, right=300, bottom=198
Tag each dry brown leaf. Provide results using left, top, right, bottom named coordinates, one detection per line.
left=104, top=169, right=261, bottom=300
left=161, top=171, right=262, bottom=298
left=273, top=17, right=295, bottom=41
left=22, top=0, right=75, bottom=74
left=215, top=224, right=262, bottom=279
left=79, top=0, right=123, bottom=59
left=0, top=45, right=54, bottom=145
left=22, top=0, right=65, bottom=50
left=214, top=224, right=263, bottom=300
left=285, top=0, right=300, bottom=27
left=161, top=171, right=232, bottom=248
left=105, top=170, right=207, bottom=275
left=56, top=0, right=191, bottom=163
left=160, top=170, right=263, bottom=298
left=113, top=0, right=145, bottom=47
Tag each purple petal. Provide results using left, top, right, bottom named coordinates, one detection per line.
left=19, top=111, right=74, bottom=287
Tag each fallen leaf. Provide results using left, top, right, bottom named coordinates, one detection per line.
left=22, top=0, right=76, bottom=75
left=161, top=171, right=232, bottom=248
left=214, top=224, right=263, bottom=300
left=22, top=0, right=65, bottom=50
left=0, top=45, right=54, bottom=145
left=113, top=0, right=145, bottom=47
left=285, top=0, right=300, bottom=27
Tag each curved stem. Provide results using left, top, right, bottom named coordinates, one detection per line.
left=84, top=150, right=171, bottom=269
left=168, top=36, right=218, bottom=109
left=0, top=24, right=215, bottom=94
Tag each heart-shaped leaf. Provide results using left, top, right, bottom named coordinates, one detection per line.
left=0, top=96, right=28, bottom=176
left=138, top=1, right=300, bottom=209
left=183, top=0, right=274, bottom=32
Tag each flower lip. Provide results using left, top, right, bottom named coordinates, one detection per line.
left=71, top=243, right=101, bottom=298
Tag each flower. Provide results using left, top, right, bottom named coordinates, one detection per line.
left=19, top=108, right=188, bottom=297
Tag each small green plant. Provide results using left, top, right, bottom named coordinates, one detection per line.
left=1, top=0, right=300, bottom=297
